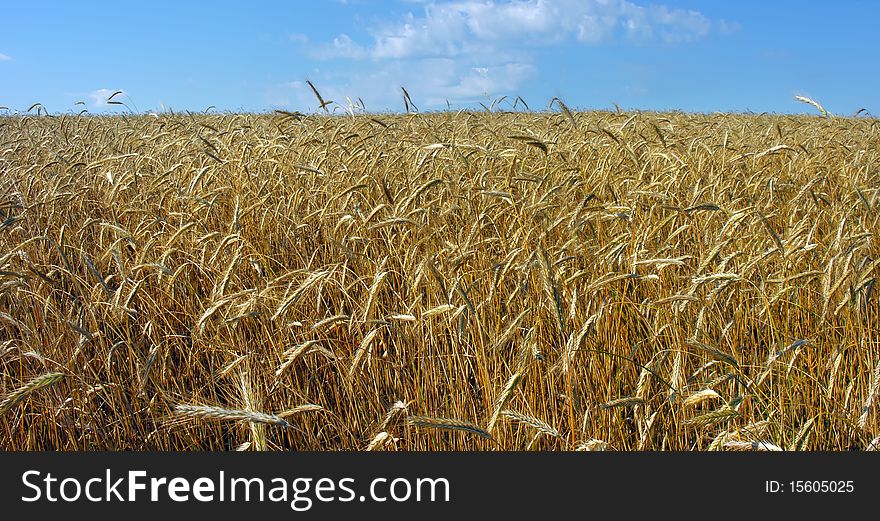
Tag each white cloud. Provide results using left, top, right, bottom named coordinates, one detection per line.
left=0, top=53, right=12, bottom=61
left=89, top=89, right=126, bottom=108
left=287, top=0, right=716, bottom=110
left=444, top=62, right=534, bottom=100
left=361, top=1, right=559, bottom=60
left=336, top=0, right=713, bottom=61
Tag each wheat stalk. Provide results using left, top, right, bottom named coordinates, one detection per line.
left=859, top=358, right=880, bottom=430
left=0, top=372, right=64, bottom=415
left=500, top=409, right=561, bottom=438
left=407, top=415, right=493, bottom=440
left=794, top=95, right=829, bottom=117
left=173, top=404, right=293, bottom=428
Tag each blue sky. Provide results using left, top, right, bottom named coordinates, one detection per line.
left=0, top=0, right=877, bottom=115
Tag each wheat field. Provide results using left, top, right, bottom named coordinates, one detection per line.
left=1, top=109, right=878, bottom=450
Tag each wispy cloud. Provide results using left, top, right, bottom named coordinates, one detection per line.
left=0, top=53, right=13, bottom=62
left=282, top=0, right=716, bottom=110
left=322, top=0, right=712, bottom=61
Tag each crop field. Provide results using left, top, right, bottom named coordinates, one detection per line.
left=0, top=109, right=878, bottom=450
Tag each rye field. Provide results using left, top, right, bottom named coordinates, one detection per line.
left=0, top=109, right=878, bottom=451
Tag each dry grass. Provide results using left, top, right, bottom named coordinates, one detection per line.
left=0, top=109, right=878, bottom=450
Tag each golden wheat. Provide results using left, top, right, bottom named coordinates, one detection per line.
left=0, top=109, right=877, bottom=451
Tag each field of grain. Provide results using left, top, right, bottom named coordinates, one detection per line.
left=1, top=110, right=878, bottom=450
